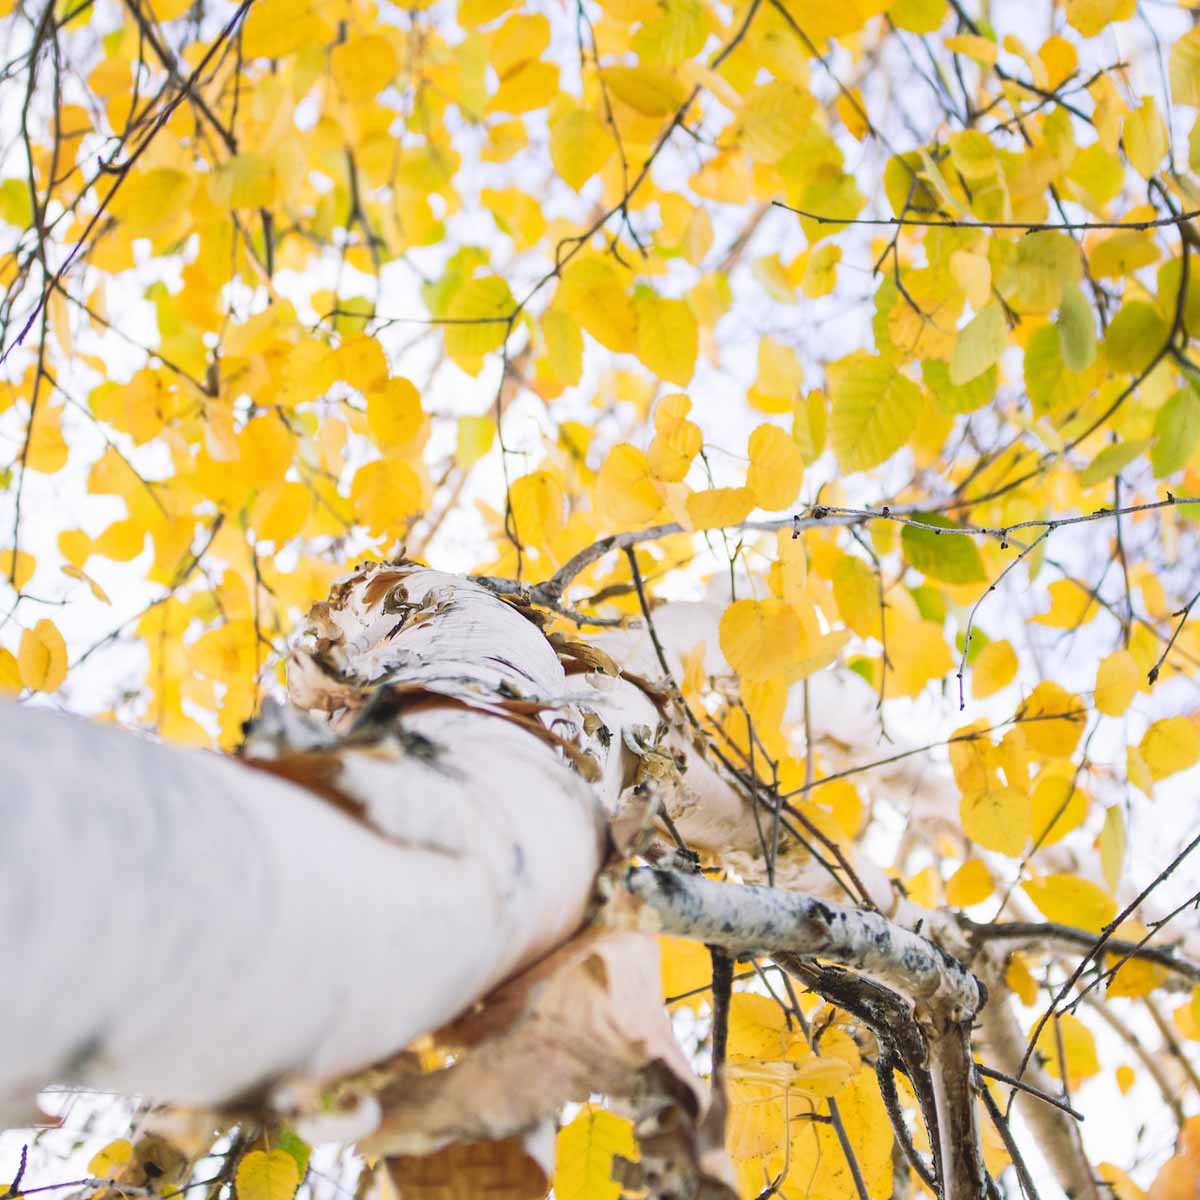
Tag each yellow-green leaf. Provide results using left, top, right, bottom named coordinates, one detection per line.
left=828, top=353, right=921, bottom=473
left=901, top=515, right=986, bottom=584
left=950, top=302, right=1006, bottom=385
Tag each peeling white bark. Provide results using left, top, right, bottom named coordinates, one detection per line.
left=624, top=867, right=984, bottom=1022
left=0, top=565, right=627, bottom=1109
left=0, top=701, right=603, bottom=1107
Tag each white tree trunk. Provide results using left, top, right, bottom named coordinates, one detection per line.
left=0, top=565, right=623, bottom=1109
left=0, top=702, right=604, bottom=1107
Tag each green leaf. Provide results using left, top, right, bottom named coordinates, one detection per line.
left=901, top=514, right=986, bottom=584
left=1152, top=387, right=1200, bottom=476
left=1105, top=301, right=1168, bottom=375
left=276, top=1132, right=311, bottom=1180
left=1080, top=438, right=1150, bottom=487
left=828, top=352, right=922, bottom=473
left=922, top=358, right=996, bottom=415
left=443, top=274, right=515, bottom=374
left=1057, top=282, right=1097, bottom=371
left=1024, top=323, right=1089, bottom=416
left=950, top=301, right=1006, bottom=385
left=0, top=179, right=33, bottom=228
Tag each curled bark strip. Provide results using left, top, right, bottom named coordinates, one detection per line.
left=625, top=867, right=985, bottom=1023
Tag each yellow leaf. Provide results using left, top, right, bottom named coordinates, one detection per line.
left=1023, top=874, right=1116, bottom=932
left=554, top=1108, right=638, bottom=1200
left=58, top=529, right=91, bottom=569
left=242, top=0, right=330, bottom=55
left=330, top=34, right=397, bottom=104
left=832, top=555, right=882, bottom=641
left=26, top=402, right=68, bottom=473
left=1007, top=953, right=1038, bottom=1005
left=1100, top=805, right=1126, bottom=893
left=1105, top=302, right=1168, bottom=375
left=18, top=618, right=67, bottom=692
left=660, top=935, right=711, bottom=1011
left=456, top=415, right=495, bottom=468
left=0, top=646, right=19, bottom=693
left=595, top=444, right=661, bottom=527
left=1067, top=0, right=1133, bottom=39
left=946, top=858, right=994, bottom=907
left=89, top=1139, right=135, bottom=1180
left=1094, top=649, right=1139, bottom=717
left=944, top=33, right=997, bottom=66
left=1106, top=923, right=1168, bottom=998
left=111, top=167, right=194, bottom=237
left=634, top=293, right=697, bottom=387
left=961, top=785, right=1030, bottom=857
left=602, top=65, right=688, bottom=116
left=350, top=459, right=423, bottom=537
left=209, top=152, right=277, bottom=208
left=560, top=257, right=637, bottom=354
left=720, top=599, right=804, bottom=683
left=92, top=519, right=146, bottom=562
left=747, top=424, right=804, bottom=510
left=1101, top=1162, right=1148, bottom=1200
left=0, top=548, right=35, bottom=591
left=1034, top=1011, right=1100, bottom=1085
left=749, top=337, right=803, bottom=414
left=972, top=639, right=1017, bottom=700
left=1127, top=744, right=1154, bottom=797
left=1115, top=1065, right=1136, bottom=1094
left=550, top=109, right=613, bottom=190
left=739, top=82, right=817, bottom=164
left=1124, top=97, right=1168, bottom=179
left=541, top=308, right=584, bottom=387
left=61, top=564, right=111, bottom=604
left=890, top=0, right=946, bottom=32
left=686, top=486, right=755, bottom=531
left=1018, top=681, right=1085, bottom=758
left=950, top=250, right=992, bottom=311
left=827, top=353, right=921, bottom=473
left=509, top=471, right=564, bottom=549
left=334, top=334, right=390, bottom=394
left=235, top=1150, right=300, bottom=1200
left=367, top=378, right=426, bottom=457
left=647, top=394, right=701, bottom=483
left=1030, top=764, right=1088, bottom=847
left=252, top=482, right=310, bottom=546
left=1138, top=716, right=1200, bottom=781
left=729, top=992, right=794, bottom=1061
left=836, top=88, right=869, bottom=140
left=788, top=1068, right=893, bottom=1200
left=1171, top=29, right=1200, bottom=107
left=888, top=616, right=954, bottom=698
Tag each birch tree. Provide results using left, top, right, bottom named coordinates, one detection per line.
left=2, top=1, right=1200, bottom=1199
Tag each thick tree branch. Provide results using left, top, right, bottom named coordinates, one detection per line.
left=625, top=868, right=984, bottom=1021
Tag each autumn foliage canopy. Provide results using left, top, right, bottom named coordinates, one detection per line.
left=2, top=0, right=1200, bottom=1197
